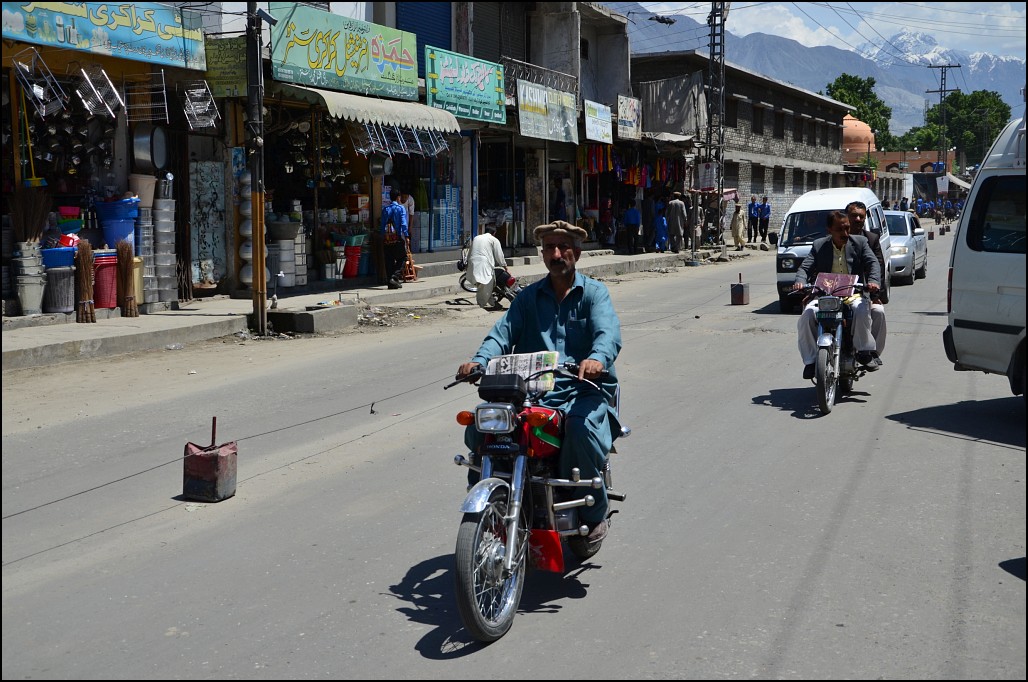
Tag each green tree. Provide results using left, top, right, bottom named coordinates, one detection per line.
left=823, top=74, right=894, bottom=149
left=897, top=90, right=1009, bottom=170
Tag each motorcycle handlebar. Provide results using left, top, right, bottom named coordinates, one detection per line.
left=444, top=361, right=608, bottom=390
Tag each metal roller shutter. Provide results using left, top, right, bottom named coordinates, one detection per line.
left=396, top=2, right=451, bottom=79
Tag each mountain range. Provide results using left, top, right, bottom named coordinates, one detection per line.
left=602, top=1, right=1025, bottom=134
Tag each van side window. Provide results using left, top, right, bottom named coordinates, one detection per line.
left=967, top=176, right=1026, bottom=254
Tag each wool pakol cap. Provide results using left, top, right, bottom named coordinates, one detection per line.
left=533, top=220, right=588, bottom=243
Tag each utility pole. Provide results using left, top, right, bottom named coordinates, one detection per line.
left=704, top=2, right=728, bottom=254
left=926, top=64, right=960, bottom=167
left=246, top=2, right=267, bottom=335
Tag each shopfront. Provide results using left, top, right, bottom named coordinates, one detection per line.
left=1, top=2, right=209, bottom=316
left=263, top=6, right=461, bottom=288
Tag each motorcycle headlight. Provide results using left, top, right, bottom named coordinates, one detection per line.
left=890, top=245, right=909, bottom=255
left=475, top=404, right=517, bottom=433
left=817, top=295, right=842, bottom=312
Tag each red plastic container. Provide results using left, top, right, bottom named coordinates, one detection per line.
left=94, top=261, right=118, bottom=308
left=342, top=245, right=362, bottom=278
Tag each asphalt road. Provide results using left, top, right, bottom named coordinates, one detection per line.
left=3, top=247, right=1024, bottom=679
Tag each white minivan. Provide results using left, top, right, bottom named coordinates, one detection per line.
left=943, top=115, right=1026, bottom=402
left=775, top=187, right=891, bottom=313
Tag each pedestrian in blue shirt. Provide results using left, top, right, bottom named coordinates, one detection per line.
left=652, top=204, right=669, bottom=252
left=380, top=188, right=409, bottom=288
left=758, top=196, right=771, bottom=243
left=623, top=199, right=642, bottom=255
left=747, top=194, right=759, bottom=243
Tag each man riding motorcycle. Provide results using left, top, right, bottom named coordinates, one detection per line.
left=846, top=201, right=887, bottom=365
left=792, top=211, right=881, bottom=380
left=456, top=220, right=623, bottom=546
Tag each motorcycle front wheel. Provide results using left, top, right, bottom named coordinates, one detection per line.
left=454, top=487, right=528, bottom=642
left=816, top=346, right=838, bottom=414
left=459, top=274, right=477, bottom=293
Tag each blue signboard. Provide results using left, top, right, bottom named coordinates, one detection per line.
left=1, top=2, right=207, bottom=70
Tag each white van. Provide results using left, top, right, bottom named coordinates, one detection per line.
left=943, top=115, right=1026, bottom=402
left=775, top=187, right=891, bottom=312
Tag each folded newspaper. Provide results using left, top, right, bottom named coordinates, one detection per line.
left=486, top=351, right=560, bottom=392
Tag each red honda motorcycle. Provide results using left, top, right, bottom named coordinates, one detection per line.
left=444, top=355, right=628, bottom=642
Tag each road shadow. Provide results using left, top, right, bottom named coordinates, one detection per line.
left=387, top=552, right=593, bottom=658
left=749, top=301, right=797, bottom=316
left=887, top=397, right=1026, bottom=449
left=753, top=386, right=869, bottom=419
left=999, top=557, right=1026, bottom=581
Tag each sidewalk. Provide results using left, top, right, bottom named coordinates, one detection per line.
left=2, top=243, right=767, bottom=371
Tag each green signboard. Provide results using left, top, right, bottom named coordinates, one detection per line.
left=424, top=46, right=505, bottom=123
left=269, top=2, right=418, bottom=100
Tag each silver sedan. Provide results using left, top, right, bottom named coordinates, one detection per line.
left=884, top=210, right=928, bottom=285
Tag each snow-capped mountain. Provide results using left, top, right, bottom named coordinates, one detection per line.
left=602, top=2, right=1025, bottom=135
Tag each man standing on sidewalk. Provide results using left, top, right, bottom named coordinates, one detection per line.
left=665, top=191, right=688, bottom=254
left=380, top=188, right=409, bottom=289
left=758, top=196, right=771, bottom=243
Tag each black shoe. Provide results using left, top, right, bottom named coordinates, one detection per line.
left=856, top=351, right=879, bottom=371
left=870, top=351, right=883, bottom=367
left=388, top=280, right=402, bottom=289
left=803, top=364, right=815, bottom=380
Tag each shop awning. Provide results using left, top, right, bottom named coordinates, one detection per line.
left=270, top=82, right=460, bottom=133
left=947, top=173, right=971, bottom=189
left=641, top=132, right=695, bottom=148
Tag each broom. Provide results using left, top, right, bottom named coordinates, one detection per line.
left=21, top=90, right=47, bottom=188
left=76, top=241, right=96, bottom=323
left=116, top=239, right=138, bottom=317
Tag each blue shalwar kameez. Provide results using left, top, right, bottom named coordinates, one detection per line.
left=465, top=272, right=622, bottom=524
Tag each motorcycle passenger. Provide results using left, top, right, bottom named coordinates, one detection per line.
left=456, top=220, right=623, bottom=546
left=466, top=224, right=510, bottom=311
left=792, top=211, right=881, bottom=380
left=845, top=201, right=887, bottom=365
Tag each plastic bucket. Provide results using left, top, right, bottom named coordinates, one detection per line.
left=41, top=246, right=77, bottom=268
left=94, top=197, right=140, bottom=221
left=102, top=219, right=135, bottom=250
left=43, top=266, right=76, bottom=313
left=94, top=262, right=118, bottom=308
left=128, top=174, right=157, bottom=208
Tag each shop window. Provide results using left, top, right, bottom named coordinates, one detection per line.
left=479, top=141, right=526, bottom=207
left=584, top=174, right=599, bottom=209
left=751, top=106, right=764, bottom=135
left=774, top=112, right=785, bottom=139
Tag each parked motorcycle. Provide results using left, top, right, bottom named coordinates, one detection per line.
left=793, top=275, right=872, bottom=415
left=443, top=355, right=628, bottom=642
left=458, top=270, right=523, bottom=304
